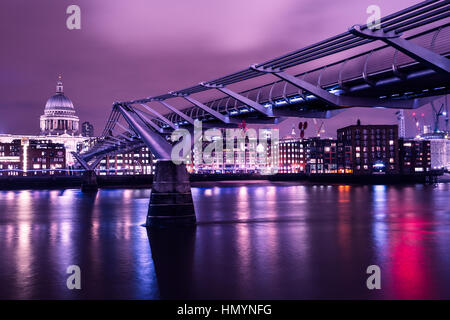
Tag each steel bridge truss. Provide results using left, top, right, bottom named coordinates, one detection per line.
left=79, top=0, right=450, bottom=164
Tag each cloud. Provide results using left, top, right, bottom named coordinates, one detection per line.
left=87, top=0, right=298, bottom=53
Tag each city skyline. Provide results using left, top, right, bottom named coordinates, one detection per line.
left=1, top=0, right=445, bottom=138
left=0, top=0, right=449, bottom=304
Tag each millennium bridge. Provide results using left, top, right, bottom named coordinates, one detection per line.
left=75, top=0, right=450, bottom=227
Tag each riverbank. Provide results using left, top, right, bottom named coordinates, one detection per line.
left=0, top=171, right=443, bottom=190
left=0, top=175, right=153, bottom=190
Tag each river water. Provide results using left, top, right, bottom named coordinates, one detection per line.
left=0, top=181, right=449, bottom=299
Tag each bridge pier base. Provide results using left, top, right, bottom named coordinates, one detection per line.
left=81, top=170, right=98, bottom=193
left=146, top=160, right=196, bottom=228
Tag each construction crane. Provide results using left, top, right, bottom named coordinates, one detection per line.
left=291, top=123, right=296, bottom=137
left=395, top=110, right=405, bottom=138
left=444, top=95, right=449, bottom=133
left=412, top=112, right=420, bottom=137
left=431, top=100, right=445, bottom=133
left=317, top=121, right=325, bottom=137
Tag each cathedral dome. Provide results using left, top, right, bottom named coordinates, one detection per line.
left=40, top=76, right=80, bottom=136
left=45, top=93, right=75, bottom=111
left=44, top=76, right=75, bottom=111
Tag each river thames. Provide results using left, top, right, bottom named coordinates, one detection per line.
left=0, top=181, right=449, bottom=299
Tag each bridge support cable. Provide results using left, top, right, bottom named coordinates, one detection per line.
left=111, top=127, right=135, bottom=142
left=138, top=103, right=178, bottom=129
left=98, top=141, right=118, bottom=148
left=156, top=100, right=195, bottom=125
left=349, top=24, right=450, bottom=75
left=200, top=82, right=274, bottom=117
left=115, top=122, right=139, bottom=138
left=115, top=104, right=172, bottom=160
left=172, top=93, right=232, bottom=124
left=71, top=152, right=92, bottom=171
left=132, top=108, right=165, bottom=133
left=105, top=135, right=128, bottom=144
left=102, top=108, right=121, bottom=137
left=89, top=156, right=105, bottom=170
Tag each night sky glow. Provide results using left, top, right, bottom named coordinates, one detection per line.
left=0, top=0, right=445, bottom=137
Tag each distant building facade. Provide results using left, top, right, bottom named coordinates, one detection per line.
left=429, top=139, right=450, bottom=170
left=81, top=122, right=94, bottom=137
left=399, top=139, right=431, bottom=174
left=416, top=133, right=450, bottom=170
left=0, top=140, right=21, bottom=176
left=0, top=139, right=66, bottom=176
left=97, top=146, right=154, bottom=175
left=191, top=129, right=274, bottom=174
left=278, top=138, right=308, bottom=173
left=306, top=138, right=337, bottom=174
left=337, top=124, right=399, bottom=174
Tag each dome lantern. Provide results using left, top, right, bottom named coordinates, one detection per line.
left=56, top=75, right=64, bottom=94
left=40, top=75, right=80, bottom=136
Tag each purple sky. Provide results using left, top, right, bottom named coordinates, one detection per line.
left=0, top=0, right=444, bottom=138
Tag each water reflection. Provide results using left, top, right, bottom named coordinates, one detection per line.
left=147, top=226, right=196, bottom=299
left=0, top=183, right=449, bottom=299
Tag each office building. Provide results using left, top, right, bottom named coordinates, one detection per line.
left=337, top=123, right=399, bottom=174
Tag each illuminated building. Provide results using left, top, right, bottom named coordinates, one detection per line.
left=0, top=133, right=87, bottom=168
left=0, top=140, right=21, bottom=176
left=306, top=138, right=337, bottom=174
left=428, top=139, right=450, bottom=170
left=40, top=76, right=80, bottom=136
left=0, top=76, right=91, bottom=169
left=25, top=139, right=66, bottom=175
left=0, top=139, right=66, bottom=176
left=416, top=132, right=450, bottom=170
left=192, top=129, right=274, bottom=174
left=278, top=138, right=308, bottom=173
left=97, top=146, right=154, bottom=175
left=399, top=139, right=431, bottom=174
left=337, top=123, right=399, bottom=174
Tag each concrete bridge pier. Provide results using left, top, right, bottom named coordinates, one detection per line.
left=147, top=160, right=196, bottom=228
left=81, top=170, right=98, bottom=193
